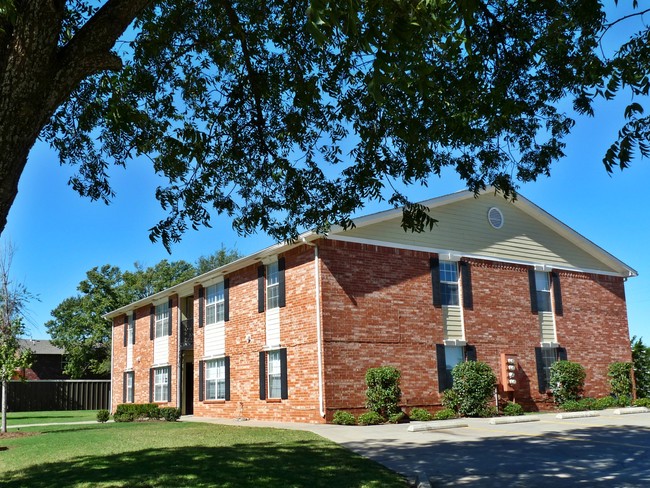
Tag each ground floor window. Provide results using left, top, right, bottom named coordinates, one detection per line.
left=436, top=344, right=477, bottom=392
left=444, top=346, right=465, bottom=388
left=535, top=346, right=567, bottom=392
left=123, top=371, right=134, bottom=403
left=259, top=348, right=288, bottom=400
left=206, top=358, right=226, bottom=400
left=150, top=366, right=171, bottom=403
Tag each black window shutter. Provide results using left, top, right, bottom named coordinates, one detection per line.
left=224, top=278, right=230, bottom=322
left=465, top=344, right=477, bottom=362
left=149, top=368, right=154, bottom=402
left=534, top=347, right=546, bottom=393
left=280, top=348, right=288, bottom=400
left=149, top=306, right=155, bottom=340
left=166, top=366, right=172, bottom=402
left=123, top=316, right=128, bottom=347
left=258, top=266, right=265, bottom=313
left=259, top=351, right=266, bottom=400
left=557, top=347, right=568, bottom=361
left=436, top=344, right=447, bottom=392
left=430, top=257, right=441, bottom=308
left=132, top=313, right=136, bottom=345
left=278, top=257, right=286, bottom=308
left=198, top=286, right=204, bottom=328
left=552, top=272, right=563, bottom=316
left=224, top=356, right=231, bottom=401
left=198, top=360, right=205, bottom=401
left=528, top=269, right=538, bottom=314
left=460, top=261, right=473, bottom=310
left=123, top=372, right=127, bottom=403
left=167, top=298, right=173, bottom=336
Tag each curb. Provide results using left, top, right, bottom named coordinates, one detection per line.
left=556, top=411, right=600, bottom=419
left=614, top=407, right=650, bottom=415
left=407, top=420, right=468, bottom=432
left=488, top=415, right=541, bottom=425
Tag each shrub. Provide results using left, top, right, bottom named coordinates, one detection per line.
left=387, top=412, right=406, bottom=424
left=633, top=398, right=650, bottom=408
left=608, top=362, right=633, bottom=403
left=113, top=412, right=136, bottom=422
left=409, top=408, right=433, bottom=421
left=560, top=400, right=588, bottom=412
left=450, top=361, right=497, bottom=417
left=434, top=408, right=457, bottom=420
left=549, top=360, right=586, bottom=404
left=357, top=411, right=384, bottom=426
left=96, top=409, right=110, bottom=423
left=503, top=402, right=524, bottom=416
left=115, top=403, right=161, bottom=421
left=332, top=411, right=356, bottom=425
left=441, top=389, right=461, bottom=412
left=160, top=407, right=181, bottom=422
left=365, top=366, right=401, bottom=419
left=593, top=396, right=618, bottom=410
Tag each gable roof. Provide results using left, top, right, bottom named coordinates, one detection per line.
left=104, top=189, right=636, bottom=319
left=19, top=339, right=64, bottom=355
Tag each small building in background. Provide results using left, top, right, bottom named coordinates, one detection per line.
left=17, top=339, right=68, bottom=380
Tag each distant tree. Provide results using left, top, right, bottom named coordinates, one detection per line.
left=0, top=243, right=34, bottom=433
left=632, top=336, right=650, bottom=398
left=46, top=265, right=125, bottom=378
left=195, top=246, right=242, bottom=275
left=122, top=259, right=195, bottom=300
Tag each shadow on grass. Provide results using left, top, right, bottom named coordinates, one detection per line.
left=1, top=437, right=404, bottom=487
left=340, top=425, right=650, bottom=487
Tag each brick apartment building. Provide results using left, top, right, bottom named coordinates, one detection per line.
left=107, top=190, right=636, bottom=422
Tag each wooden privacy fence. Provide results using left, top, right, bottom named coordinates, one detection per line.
left=7, top=380, right=110, bottom=411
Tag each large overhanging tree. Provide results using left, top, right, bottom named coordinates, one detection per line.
left=1, top=1, right=648, bottom=248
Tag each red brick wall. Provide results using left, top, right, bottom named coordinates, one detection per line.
left=319, top=240, right=632, bottom=416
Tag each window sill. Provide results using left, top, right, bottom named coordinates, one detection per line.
left=203, top=400, right=226, bottom=404
left=265, top=398, right=282, bottom=404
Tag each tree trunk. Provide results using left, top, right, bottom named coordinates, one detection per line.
left=0, top=0, right=153, bottom=236
left=1, top=378, right=7, bottom=434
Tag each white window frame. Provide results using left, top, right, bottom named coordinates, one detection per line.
left=266, top=262, right=280, bottom=310
left=126, top=371, right=134, bottom=403
left=155, top=302, right=169, bottom=338
left=205, top=358, right=226, bottom=400
left=268, top=350, right=282, bottom=399
left=154, top=367, right=169, bottom=402
left=127, top=314, right=134, bottom=345
left=535, top=271, right=552, bottom=312
left=439, top=260, right=460, bottom=306
left=205, top=282, right=225, bottom=326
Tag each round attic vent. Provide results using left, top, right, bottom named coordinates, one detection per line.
left=487, top=207, right=504, bottom=229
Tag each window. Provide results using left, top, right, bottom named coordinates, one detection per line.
left=535, top=272, right=552, bottom=312
left=125, top=371, right=134, bottom=403
left=205, top=358, right=226, bottom=400
left=535, top=347, right=566, bottom=392
left=268, top=350, right=282, bottom=399
left=153, top=367, right=169, bottom=402
left=444, top=345, right=464, bottom=387
left=127, top=314, right=134, bottom=345
left=440, top=261, right=459, bottom=306
left=205, top=282, right=225, bottom=325
left=259, top=349, right=288, bottom=400
left=266, top=262, right=280, bottom=309
left=155, top=302, right=169, bottom=338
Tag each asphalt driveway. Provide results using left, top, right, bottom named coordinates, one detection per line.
left=183, top=409, right=650, bottom=487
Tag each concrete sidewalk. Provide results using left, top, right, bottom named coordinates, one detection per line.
left=182, top=409, right=650, bottom=487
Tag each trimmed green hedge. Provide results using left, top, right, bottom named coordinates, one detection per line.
left=114, top=403, right=161, bottom=422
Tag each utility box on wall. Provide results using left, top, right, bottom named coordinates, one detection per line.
left=500, top=353, right=520, bottom=392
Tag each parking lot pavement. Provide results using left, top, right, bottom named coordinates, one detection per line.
left=307, top=410, right=650, bottom=487
left=182, top=410, right=650, bottom=487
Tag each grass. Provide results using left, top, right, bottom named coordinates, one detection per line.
left=6, top=410, right=100, bottom=426
left=0, top=421, right=406, bottom=487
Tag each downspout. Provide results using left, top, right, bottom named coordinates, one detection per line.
left=177, top=298, right=182, bottom=412
left=304, top=238, right=325, bottom=418
left=110, top=319, right=114, bottom=412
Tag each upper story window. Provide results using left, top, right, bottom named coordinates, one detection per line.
left=439, top=261, right=460, bottom=306
left=206, top=282, right=225, bottom=325
left=266, top=262, right=280, bottom=310
left=155, top=302, right=170, bottom=338
left=127, top=314, right=135, bottom=345
left=535, top=272, right=552, bottom=312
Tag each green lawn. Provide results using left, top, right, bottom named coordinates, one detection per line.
left=0, top=421, right=406, bottom=487
left=6, top=410, right=99, bottom=426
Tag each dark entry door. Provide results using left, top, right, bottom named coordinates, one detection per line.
left=185, top=363, right=194, bottom=415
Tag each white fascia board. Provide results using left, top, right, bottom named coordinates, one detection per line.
left=325, top=234, right=633, bottom=278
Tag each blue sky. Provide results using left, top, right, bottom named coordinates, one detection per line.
left=3, top=5, right=650, bottom=344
